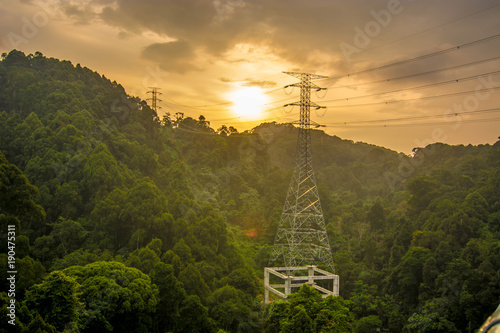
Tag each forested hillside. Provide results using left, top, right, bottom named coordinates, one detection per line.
left=0, top=50, right=499, bottom=332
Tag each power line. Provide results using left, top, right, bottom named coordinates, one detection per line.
left=262, top=57, right=500, bottom=107
left=324, top=108, right=500, bottom=126
left=323, top=86, right=500, bottom=109
left=321, top=33, right=500, bottom=84
left=326, top=56, right=500, bottom=91
left=321, top=70, right=500, bottom=103
left=324, top=116, right=500, bottom=128
left=357, top=2, right=500, bottom=55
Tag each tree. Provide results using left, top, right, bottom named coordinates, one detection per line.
left=350, top=281, right=377, bottom=319
left=178, top=264, right=211, bottom=304
left=161, top=112, right=172, bottom=127
left=198, top=115, right=211, bottom=130
left=63, top=261, right=159, bottom=333
left=32, top=218, right=87, bottom=264
left=217, top=125, right=229, bottom=136
left=15, top=256, right=46, bottom=298
left=287, top=284, right=322, bottom=319
left=368, top=200, right=385, bottom=231
left=265, top=285, right=354, bottom=333
left=127, top=244, right=160, bottom=274
left=387, top=247, right=431, bottom=312
left=90, top=179, right=169, bottom=250
left=177, top=295, right=214, bottom=333
left=218, top=267, right=259, bottom=297
left=22, top=313, right=57, bottom=333
left=405, top=300, right=460, bottom=333
left=82, top=143, right=127, bottom=205
left=149, top=262, right=186, bottom=333
left=0, top=150, right=45, bottom=230
left=407, top=177, right=438, bottom=214
left=315, top=295, right=354, bottom=333
left=282, top=305, right=313, bottom=333
left=266, top=299, right=289, bottom=333
left=207, top=285, right=251, bottom=332
left=355, top=315, right=382, bottom=333
left=228, top=126, right=238, bottom=134
left=23, top=271, right=82, bottom=332
left=173, top=112, right=184, bottom=127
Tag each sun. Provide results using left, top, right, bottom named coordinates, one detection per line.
left=230, top=87, right=268, bottom=118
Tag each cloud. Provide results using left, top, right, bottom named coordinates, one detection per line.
left=141, top=39, right=199, bottom=73
left=62, top=4, right=99, bottom=25
left=218, top=77, right=276, bottom=88
left=52, top=0, right=500, bottom=80
left=242, top=79, right=277, bottom=88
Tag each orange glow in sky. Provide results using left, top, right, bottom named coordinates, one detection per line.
left=230, top=87, right=268, bottom=119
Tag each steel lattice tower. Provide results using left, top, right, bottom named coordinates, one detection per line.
left=147, top=87, right=162, bottom=113
left=269, top=71, right=335, bottom=273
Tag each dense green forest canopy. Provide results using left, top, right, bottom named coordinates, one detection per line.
left=0, top=49, right=499, bottom=332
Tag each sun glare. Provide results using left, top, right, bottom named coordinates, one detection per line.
left=230, top=87, right=267, bottom=119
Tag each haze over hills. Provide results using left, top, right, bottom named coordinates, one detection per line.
left=0, top=50, right=499, bottom=332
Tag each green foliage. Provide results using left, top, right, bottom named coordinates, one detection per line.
left=265, top=284, right=354, bottom=332
left=177, top=295, right=214, bottom=333
left=32, top=218, right=87, bottom=265
left=22, top=313, right=57, bottom=333
left=149, top=262, right=186, bottom=333
left=63, top=261, right=158, bottom=333
left=350, top=281, right=377, bottom=319
left=15, top=256, right=46, bottom=298
left=23, top=271, right=82, bottom=331
left=0, top=150, right=45, bottom=232
left=355, top=315, right=382, bottom=333
left=178, top=263, right=211, bottom=304
left=405, top=300, right=460, bottom=332
left=207, top=285, right=252, bottom=332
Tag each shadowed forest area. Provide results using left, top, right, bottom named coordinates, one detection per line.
left=1, top=50, right=499, bottom=332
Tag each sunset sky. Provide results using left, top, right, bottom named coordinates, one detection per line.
left=1, top=0, right=499, bottom=153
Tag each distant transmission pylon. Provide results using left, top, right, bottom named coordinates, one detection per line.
left=269, top=71, right=335, bottom=273
left=147, top=87, right=162, bottom=113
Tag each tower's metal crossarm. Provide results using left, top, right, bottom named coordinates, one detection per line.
left=269, top=71, right=335, bottom=273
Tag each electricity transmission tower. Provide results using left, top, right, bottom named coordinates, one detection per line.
left=147, top=87, right=162, bottom=113
left=269, top=71, right=335, bottom=273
